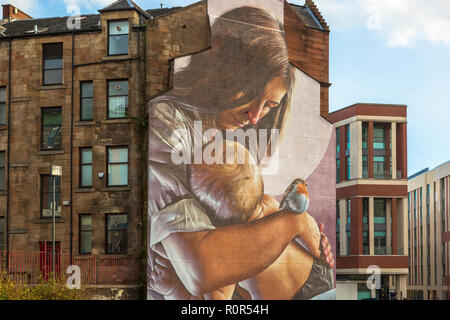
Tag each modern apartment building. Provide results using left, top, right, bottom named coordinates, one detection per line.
left=330, top=104, right=409, bottom=300
left=407, top=161, right=450, bottom=300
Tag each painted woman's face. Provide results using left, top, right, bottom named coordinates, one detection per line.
left=216, top=77, right=287, bottom=130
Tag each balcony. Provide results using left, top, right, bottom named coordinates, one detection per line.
left=373, top=170, right=392, bottom=180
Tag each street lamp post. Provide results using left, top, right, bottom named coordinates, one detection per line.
left=51, top=165, right=62, bottom=280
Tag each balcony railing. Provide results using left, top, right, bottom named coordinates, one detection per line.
left=373, top=170, right=393, bottom=180
left=374, top=247, right=392, bottom=255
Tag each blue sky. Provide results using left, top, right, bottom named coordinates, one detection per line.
left=3, top=0, right=449, bottom=176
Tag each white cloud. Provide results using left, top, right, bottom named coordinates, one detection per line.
left=313, top=0, right=450, bottom=47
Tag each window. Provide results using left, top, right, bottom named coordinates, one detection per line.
left=106, top=214, right=127, bottom=254
left=374, top=199, right=387, bottom=255
left=363, top=198, right=369, bottom=254
left=81, top=82, right=93, bottom=121
left=362, top=122, right=368, bottom=150
left=346, top=200, right=351, bottom=255
left=373, top=125, right=385, bottom=150
left=0, top=87, right=6, bottom=125
left=0, top=217, right=5, bottom=250
left=107, top=147, right=128, bottom=186
left=80, top=148, right=92, bottom=187
left=107, top=80, right=128, bottom=119
left=0, top=151, right=5, bottom=190
left=346, top=156, right=351, bottom=180
left=41, top=107, right=62, bottom=150
left=43, top=43, right=63, bottom=85
left=345, top=125, right=350, bottom=151
left=41, top=175, right=61, bottom=218
left=362, top=155, right=368, bottom=178
left=373, top=156, right=385, bottom=179
left=79, top=215, right=92, bottom=254
left=336, top=159, right=340, bottom=183
left=108, top=20, right=129, bottom=56
left=336, top=201, right=340, bottom=256
left=336, top=128, right=340, bottom=154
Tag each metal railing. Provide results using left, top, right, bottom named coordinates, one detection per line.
left=0, top=250, right=140, bottom=285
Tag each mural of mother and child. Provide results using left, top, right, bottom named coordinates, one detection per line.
left=147, top=0, right=336, bottom=300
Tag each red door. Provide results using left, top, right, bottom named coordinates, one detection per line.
left=39, top=241, right=61, bottom=280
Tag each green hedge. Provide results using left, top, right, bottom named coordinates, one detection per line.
left=0, top=272, right=87, bottom=300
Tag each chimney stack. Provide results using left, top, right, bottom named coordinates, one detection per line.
left=2, top=4, right=32, bottom=22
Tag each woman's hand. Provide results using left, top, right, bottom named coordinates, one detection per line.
left=295, top=213, right=334, bottom=268
left=149, top=253, right=184, bottom=297
left=319, top=223, right=335, bottom=268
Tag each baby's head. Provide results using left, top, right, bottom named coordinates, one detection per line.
left=189, top=140, right=264, bottom=227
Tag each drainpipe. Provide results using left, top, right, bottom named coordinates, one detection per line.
left=6, top=36, right=12, bottom=265
left=70, top=32, right=75, bottom=261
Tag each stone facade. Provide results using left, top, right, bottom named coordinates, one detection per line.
left=0, top=8, right=147, bottom=257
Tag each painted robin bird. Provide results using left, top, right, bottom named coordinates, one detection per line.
left=279, top=178, right=309, bottom=214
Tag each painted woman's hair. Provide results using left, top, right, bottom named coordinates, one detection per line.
left=171, top=6, right=294, bottom=130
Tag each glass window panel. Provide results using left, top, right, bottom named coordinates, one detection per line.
left=108, top=96, right=128, bottom=118
left=81, top=215, right=92, bottom=229
left=43, top=126, right=62, bottom=149
left=374, top=231, right=387, bottom=237
left=81, top=149, right=92, bottom=164
left=44, top=58, right=62, bottom=70
left=81, top=98, right=93, bottom=120
left=43, top=43, right=63, bottom=58
left=44, top=70, right=63, bottom=85
left=81, top=165, right=92, bottom=187
left=0, top=168, right=4, bottom=190
left=109, top=21, right=129, bottom=35
left=43, top=110, right=62, bottom=125
left=109, top=35, right=128, bottom=55
left=0, top=88, right=5, bottom=102
left=374, top=217, right=387, bottom=224
left=108, top=148, right=128, bottom=163
left=108, top=215, right=127, bottom=230
left=108, top=81, right=128, bottom=96
left=80, top=232, right=92, bottom=254
left=0, top=152, right=4, bottom=165
left=0, top=103, right=6, bottom=124
left=108, top=164, right=128, bottom=186
left=81, top=82, right=93, bottom=98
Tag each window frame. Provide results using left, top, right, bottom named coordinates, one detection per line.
left=107, top=19, right=129, bottom=56
left=41, top=107, right=62, bottom=151
left=0, top=151, right=5, bottom=191
left=40, top=174, right=62, bottom=218
left=79, top=147, right=93, bottom=188
left=105, top=213, right=128, bottom=255
left=0, top=86, right=6, bottom=125
left=80, top=81, right=94, bottom=121
left=42, top=43, right=63, bottom=86
left=0, top=216, right=5, bottom=250
left=79, top=214, right=92, bottom=254
left=106, top=146, right=129, bottom=187
left=107, top=79, right=129, bottom=120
